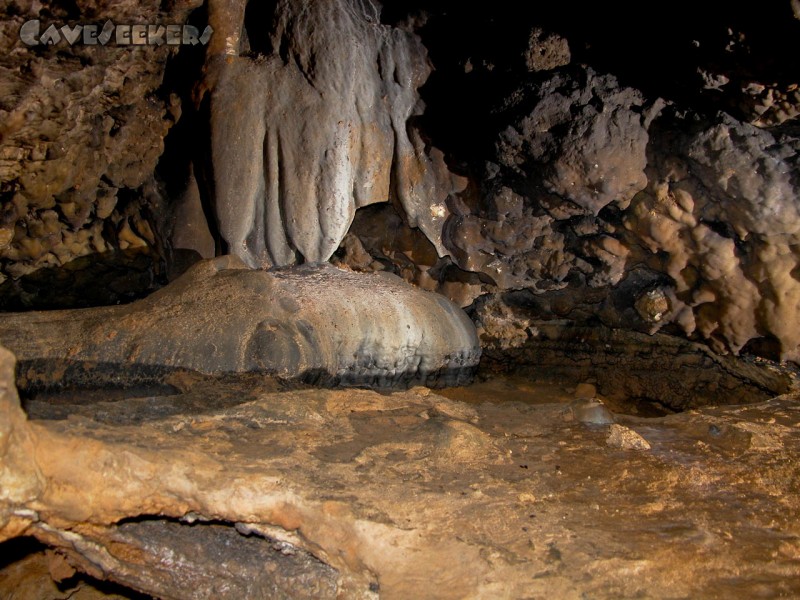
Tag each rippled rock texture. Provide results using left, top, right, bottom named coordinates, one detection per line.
left=189, top=0, right=463, bottom=269
left=0, top=256, right=480, bottom=388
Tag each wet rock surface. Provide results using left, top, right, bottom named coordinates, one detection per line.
left=0, top=257, right=480, bottom=388
left=1, top=346, right=799, bottom=599
left=476, top=318, right=793, bottom=412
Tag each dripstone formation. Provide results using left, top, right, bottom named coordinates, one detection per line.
left=1, top=0, right=800, bottom=598
left=0, top=256, right=481, bottom=388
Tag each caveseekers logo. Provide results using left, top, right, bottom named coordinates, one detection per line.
left=19, top=19, right=213, bottom=46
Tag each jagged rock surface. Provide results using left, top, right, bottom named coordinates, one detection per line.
left=331, top=203, right=489, bottom=308
left=340, top=65, right=800, bottom=361
left=624, top=111, right=800, bottom=360
left=0, top=256, right=480, bottom=387
left=2, top=0, right=799, bottom=368
left=443, top=67, right=658, bottom=292
left=1, top=346, right=799, bottom=599
left=0, top=0, right=200, bottom=296
left=339, top=67, right=661, bottom=306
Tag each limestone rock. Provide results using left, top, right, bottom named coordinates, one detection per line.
left=571, top=399, right=615, bottom=426
left=739, top=81, right=800, bottom=127
left=478, top=318, right=792, bottom=412
left=0, top=0, right=195, bottom=289
left=606, top=424, right=651, bottom=450
left=625, top=111, right=800, bottom=359
left=574, top=383, right=597, bottom=400
left=0, top=345, right=43, bottom=539
left=436, top=79, right=800, bottom=362
left=492, top=67, right=653, bottom=216
left=333, top=203, right=487, bottom=308
left=525, top=28, right=570, bottom=72
left=0, top=257, right=481, bottom=388
left=441, top=67, right=657, bottom=293
left=2, top=345, right=799, bottom=598
left=198, top=0, right=464, bottom=268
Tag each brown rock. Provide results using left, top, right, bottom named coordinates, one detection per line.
left=525, top=28, right=571, bottom=72
left=606, top=424, right=651, bottom=450
left=1, top=345, right=799, bottom=598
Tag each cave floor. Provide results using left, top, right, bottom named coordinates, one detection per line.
left=2, top=372, right=800, bottom=599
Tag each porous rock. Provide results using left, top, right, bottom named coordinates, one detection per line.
left=0, top=0, right=197, bottom=286
left=606, top=424, right=651, bottom=451
left=413, top=68, right=800, bottom=363
left=525, top=28, right=571, bottom=72
left=442, top=67, right=656, bottom=292
left=625, top=111, right=800, bottom=359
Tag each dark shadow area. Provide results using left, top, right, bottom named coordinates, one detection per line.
left=242, top=0, right=279, bottom=57
left=155, top=4, right=222, bottom=272
left=296, top=363, right=478, bottom=390
left=476, top=323, right=795, bottom=412
left=155, top=4, right=210, bottom=202
left=16, top=360, right=284, bottom=423
left=0, top=248, right=166, bottom=311
left=334, top=202, right=496, bottom=295
left=14, top=356, right=476, bottom=423
left=0, top=536, right=151, bottom=599
left=0, top=536, right=44, bottom=571
left=36, top=517, right=342, bottom=599
left=379, top=0, right=800, bottom=175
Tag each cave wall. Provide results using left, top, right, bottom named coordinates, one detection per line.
left=0, top=0, right=213, bottom=308
left=1, top=0, right=800, bottom=361
left=336, top=1, right=800, bottom=362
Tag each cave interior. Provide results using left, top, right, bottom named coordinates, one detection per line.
left=0, top=0, right=799, bottom=598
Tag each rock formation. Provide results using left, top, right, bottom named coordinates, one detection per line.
left=341, top=63, right=800, bottom=361
left=2, top=0, right=799, bottom=365
left=626, top=110, right=800, bottom=360
left=2, top=344, right=799, bottom=598
left=0, top=256, right=480, bottom=388
left=0, top=0, right=199, bottom=304
left=189, top=0, right=463, bottom=268
left=444, top=67, right=659, bottom=292
left=1, top=2, right=800, bottom=596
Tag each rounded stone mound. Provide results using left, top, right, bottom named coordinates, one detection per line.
left=0, top=256, right=481, bottom=388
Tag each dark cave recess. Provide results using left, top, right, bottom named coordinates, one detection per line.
left=385, top=0, right=800, bottom=171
